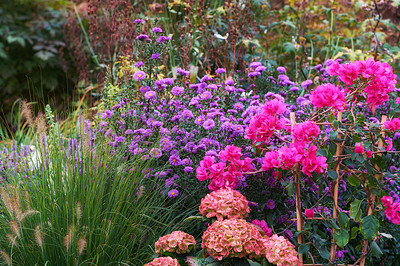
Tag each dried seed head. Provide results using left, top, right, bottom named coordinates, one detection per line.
left=63, top=225, right=75, bottom=252
left=0, top=250, right=12, bottom=265
left=34, top=225, right=43, bottom=249
left=11, top=196, right=23, bottom=222
left=6, top=234, right=18, bottom=247
left=9, top=221, right=20, bottom=238
left=0, top=188, right=13, bottom=216
left=35, top=113, right=47, bottom=136
left=77, top=238, right=87, bottom=255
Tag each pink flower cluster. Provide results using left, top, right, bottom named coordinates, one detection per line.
left=199, top=187, right=250, bottom=221
left=251, top=219, right=273, bottom=237
left=384, top=118, right=400, bottom=131
left=245, top=99, right=287, bottom=145
left=262, top=121, right=327, bottom=176
left=196, top=145, right=253, bottom=191
left=144, top=256, right=180, bottom=266
left=310, top=83, right=346, bottom=111
left=201, top=218, right=267, bottom=261
left=262, top=234, right=300, bottom=266
left=381, top=196, right=400, bottom=224
left=155, top=231, right=196, bottom=255
left=327, top=58, right=397, bottom=106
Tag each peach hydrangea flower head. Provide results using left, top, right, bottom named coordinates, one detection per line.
left=201, top=218, right=266, bottom=261
left=144, top=256, right=180, bottom=266
left=199, top=187, right=250, bottom=221
left=154, top=231, right=196, bottom=255
left=262, top=234, right=300, bottom=266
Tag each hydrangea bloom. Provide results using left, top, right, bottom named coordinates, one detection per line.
left=310, top=83, right=346, bottom=111
left=262, top=234, right=300, bottom=266
left=199, top=188, right=250, bottom=221
left=201, top=218, right=266, bottom=261
left=144, top=257, right=180, bottom=266
left=154, top=231, right=196, bottom=255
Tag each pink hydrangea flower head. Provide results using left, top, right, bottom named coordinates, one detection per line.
left=144, top=256, right=180, bottom=266
left=154, top=231, right=196, bottom=255
left=310, top=83, right=346, bottom=111
left=201, top=218, right=266, bottom=261
left=199, top=188, right=250, bottom=221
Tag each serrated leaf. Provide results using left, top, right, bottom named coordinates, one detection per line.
left=328, top=170, right=339, bottom=180
left=348, top=175, right=361, bottom=186
left=338, top=212, right=350, bottom=229
left=286, top=180, right=295, bottom=196
left=334, top=229, right=349, bottom=248
left=351, top=227, right=359, bottom=239
left=329, top=130, right=338, bottom=139
left=350, top=199, right=363, bottom=222
left=298, top=244, right=310, bottom=254
left=360, top=215, right=379, bottom=240
left=371, top=240, right=383, bottom=258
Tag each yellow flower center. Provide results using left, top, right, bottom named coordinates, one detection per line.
left=138, top=74, right=142, bottom=78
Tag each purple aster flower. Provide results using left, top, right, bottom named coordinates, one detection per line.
left=277, top=66, right=286, bottom=73
left=140, top=85, right=150, bottom=93
left=325, top=59, right=335, bottom=66
left=248, top=71, right=261, bottom=78
left=101, top=110, right=114, bottom=119
left=136, top=34, right=149, bottom=41
left=150, top=148, right=162, bottom=158
left=156, top=36, right=171, bottom=43
left=215, top=68, right=226, bottom=74
left=152, top=27, right=163, bottom=33
left=134, top=61, right=144, bottom=68
left=168, top=189, right=179, bottom=198
left=184, top=167, right=193, bottom=173
left=195, top=115, right=206, bottom=125
left=171, top=86, right=184, bottom=96
left=169, top=155, right=181, bottom=166
left=225, top=79, right=234, bottom=85
left=165, top=178, right=176, bottom=188
left=290, top=86, right=300, bottom=92
left=133, top=19, right=143, bottom=23
left=182, top=109, right=194, bottom=120
left=249, top=61, right=262, bottom=69
left=278, top=74, right=289, bottom=80
left=265, top=199, right=276, bottom=210
left=144, top=90, right=156, bottom=99
left=177, top=67, right=189, bottom=76
left=133, top=71, right=146, bottom=81
left=233, top=102, right=244, bottom=110
left=200, top=91, right=212, bottom=100
left=301, top=79, right=313, bottom=88
left=225, top=85, right=235, bottom=93
left=125, top=129, right=133, bottom=135
left=203, top=119, right=215, bottom=130
left=161, top=78, right=174, bottom=85
left=207, top=84, right=218, bottom=90
left=284, top=230, right=293, bottom=239
left=151, top=53, right=161, bottom=60
left=255, top=66, right=266, bottom=72
left=181, top=158, right=192, bottom=166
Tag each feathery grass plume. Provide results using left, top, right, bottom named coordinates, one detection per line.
left=63, top=225, right=75, bottom=252
left=6, top=234, right=18, bottom=247
left=77, top=238, right=87, bottom=255
left=0, top=250, right=12, bottom=265
left=11, top=196, right=23, bottom=222
left=136, top=185, right=145, bottom=200
left=0, top=187, right=13, bottom=216
left=34, top=225, right=43, bottom=249
left=9, top=221, right=20, bottom=238
left=20, top=209, right=39, bottom=222
left=24, top=191, right=31, bottom=210
left=21, top=100, right=34, bottom=129
left=34, top=113, right=47, bottom=136
left=75, top=202, right=82, bottom=221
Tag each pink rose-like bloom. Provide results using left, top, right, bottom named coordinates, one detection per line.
left=252, top=219, right=273, bottom=237
left=154, top=231, right=196, bottom=255
left=365, top=150, right=373, bottom=158
left=354, top=143, right=364, bottom=154
left=305, top=208, right=315, bottom=218
left=218, top=145, right=242, bottom=161
left=262, top=234, right=300, bottom=266
left=385, top=139, right=393, bottom=151
left=199, top=188, right=250, bottom=221
left=301, top=145, right=328, bottom=176
left=397, top=97, right=400, bottom=105
left=292, top=121, right=320, bottom=143
left=384, top=118, right=400, bottom=131
left=310, top=83, right=346, bottom=111
left=263, top=99, right=286, bottom=116
left=144, top=257, right=180, bottom=266
left=202, top=218, right=266, bottom=261
left=381, top=196, right=400, bottom=224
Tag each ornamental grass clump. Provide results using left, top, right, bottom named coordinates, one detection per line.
left=155, top=231, right=196, bottom=255
left=199, top=187, right=250, bottom=221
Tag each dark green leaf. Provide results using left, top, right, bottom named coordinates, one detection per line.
left=350, top=199, right=363, bottom=222
left=348, top=175, right=361, bottom=187
left=328, top=170, right=338, bottom=180
left=334, top=229, right=349, bottom=248
left=286, top=180, right=295, bottom=196
left=360, top=215, right=379, bottom=240
left=298, top=244, right=310, bottom=254
left=327, top=114, right=336, bottom=123
left=371, top=240, right=383, bottom=258
left=338, top=212, right=350, bottom=229
left=329, top=130, right=338, bottom=139
left=351, top=227, right=359, bottom=239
